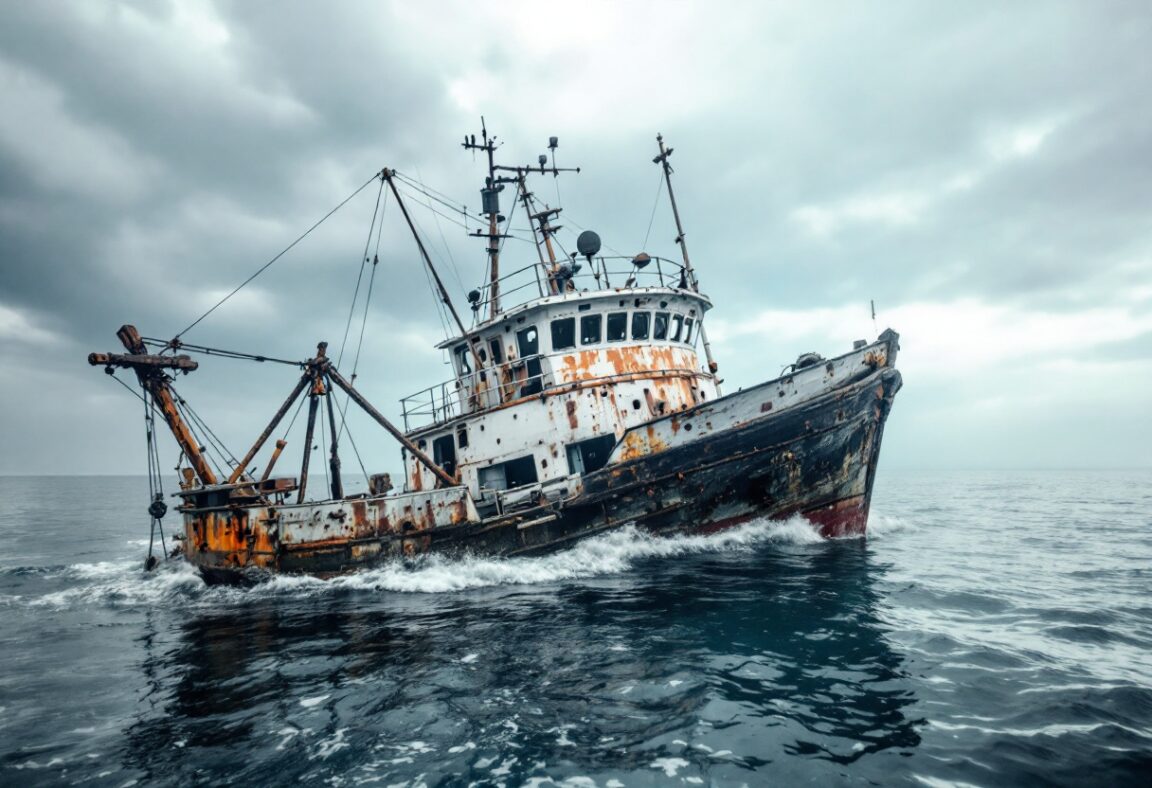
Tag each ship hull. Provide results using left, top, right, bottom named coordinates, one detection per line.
left=185, top=345, right=901, bottom=585
left=461, top=364, right=901, bottom=557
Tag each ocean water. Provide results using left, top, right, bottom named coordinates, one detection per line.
left=0, top=470, right=1149, bottom=787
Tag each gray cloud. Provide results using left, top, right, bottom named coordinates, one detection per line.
left=1, top=0, right=1150, bottom=475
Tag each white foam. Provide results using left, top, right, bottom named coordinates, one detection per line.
left=67, top=560, right=138, bottom=579
left=303, top=517, right=824, bottom=595
left=309, top=728, right=349, bottom=760
left=866, top=511, right=917, bottom=538
left=650, top=757, right=690, bottom=777
left=31, top=559, right=205, bottom=608
left=17, top=515, right=830, bottom=608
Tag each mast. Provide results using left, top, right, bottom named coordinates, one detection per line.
left=654, top=134, right=721, bottom=389
left=467, top=124, right=580, bottom=303
left=518, top=176, right=564, bottom=295
left=463, top=119, right=504, bottom=319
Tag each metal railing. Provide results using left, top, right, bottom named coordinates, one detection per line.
left=467, top=255, right=690, bottom=317
left=400, top=354, right=549, bottom=430
left=400, top=352, right=703, bottom=431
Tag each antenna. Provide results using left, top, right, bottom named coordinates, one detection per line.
left=462, top=118, right=504, bottom=318
left=871, top=299, right=878, bottom=336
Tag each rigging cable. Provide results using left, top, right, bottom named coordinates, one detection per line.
left=642, top=167, right=665, bottom=250
left=393, top=171, right=471, bottom=225
left=142, top=338, right=304, bottom=367
left=332, top=209, right=381, bottom=483
left=172, top=170, right=383, bottom=341
left=106, top=370, right=148, bottom=405
left=336, top=176, right=386, bottom=370
left=319, top=389, right=329, bottom=501
left=279, top=388, right=309, bottom=443
left=141, top=388, right=168, bottom=570
left=169, top=383, right=240, bottom=471
left=329, top=392, right=369, bottom=486
left=414, top=167, right=468, bottom=297
left=168, top=391, right=226, bottom=480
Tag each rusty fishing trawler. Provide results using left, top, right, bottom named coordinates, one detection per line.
left=90, top=124, right=902, bottom=584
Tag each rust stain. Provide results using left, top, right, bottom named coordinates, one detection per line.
left=566, top=399, right=579, bottom=429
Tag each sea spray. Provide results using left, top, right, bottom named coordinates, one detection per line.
left=14, top=514, right=831, bottom=607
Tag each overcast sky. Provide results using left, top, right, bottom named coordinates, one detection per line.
left=1, top=0, right=1149, bottom=477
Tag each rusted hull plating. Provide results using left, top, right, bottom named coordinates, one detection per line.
left=182, top=343, right=901, bottom=585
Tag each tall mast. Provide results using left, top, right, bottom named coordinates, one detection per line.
left=463, top=119, right=504, bottom=320
left=654, top=134, right=720, bottom=389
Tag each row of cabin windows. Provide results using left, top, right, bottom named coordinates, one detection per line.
left=457, top=312, right=696, bottom=378
left=552, top=311, right=695, bottom=351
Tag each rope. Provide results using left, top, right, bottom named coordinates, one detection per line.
left=336, top=177, right=386, bottom=369
left=170, top=383, right=239, bottom=470
left=328, top=374, right=369, bottom=485
left=173, top=171, right=382, bottom=340
left=169, top=393, right=226, bottom=479
left=142, top=338, right=303, bottom=367
left=280, top=389, right=308, bottom=442
left=642, top=168, right=664, bottom=250
left=319, top=390, right=329, bottom=501
left=413, top=167, right=467, bottom=296
left=107, top=370, right=148, bottom=404
left=393, top=171, right=470, bottom=225
left=142, top=388, right=167, bottom=569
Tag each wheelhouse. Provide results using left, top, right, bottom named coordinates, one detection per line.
left=399, top=279, right=718, bottom=505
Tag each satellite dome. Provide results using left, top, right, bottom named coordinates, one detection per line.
left=576, top=230, right=601, bottom=258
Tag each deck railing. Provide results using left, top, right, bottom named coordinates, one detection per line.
left=466, top=255, right=689, bottom=317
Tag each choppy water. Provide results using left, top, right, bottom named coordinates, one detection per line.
left=1, top=471, right=1150, bottom=786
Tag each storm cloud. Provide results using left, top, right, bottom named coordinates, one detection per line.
left=1, top=0, right=1149, bottom=475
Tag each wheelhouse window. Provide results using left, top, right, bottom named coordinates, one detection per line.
left=684, top=318, right=694, bottom=344
left=580, top=314, right=602, bottom=345
left=653, top=312, right=669, bottom=340
left=516, top=326, right=539, bottom=357
left=631, top=311, right=651, bottom=340
left=455, top=344, right=471, bottom=376
left=670, top=314, right=684, bottom=342
left=606, top=312, right=627, bottom=342
left=551, top=317, right=576, bottom=350
left=432, top=434, right=457, bottom=478
left=516, top=326, right=543, bottom=396
left=489, top=338, right=504, bottom=364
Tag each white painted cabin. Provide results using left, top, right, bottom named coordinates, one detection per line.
left=399, top=277, right=719, bottom=512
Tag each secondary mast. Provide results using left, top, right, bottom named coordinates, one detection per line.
left=654, top=133, right=720, bottom=387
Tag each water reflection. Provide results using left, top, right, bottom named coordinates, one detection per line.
left=123, top=538, right=921, bottom=783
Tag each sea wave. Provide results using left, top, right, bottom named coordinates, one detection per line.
left=18, top=515, right=831, bottom=607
